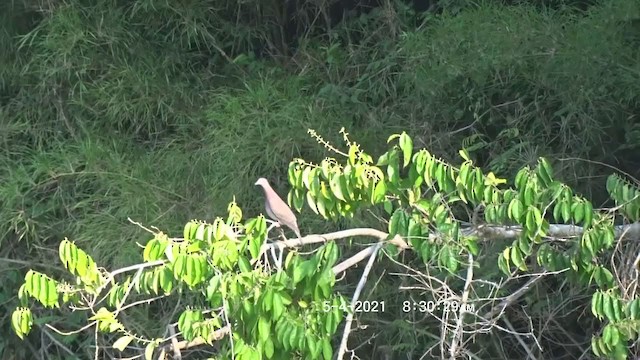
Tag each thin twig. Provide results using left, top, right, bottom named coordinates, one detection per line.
left=448, top=252, right=474, bottom=359
left=42, top=327, right=75, bottom=358
left=336, top=241, right=384, bottom=359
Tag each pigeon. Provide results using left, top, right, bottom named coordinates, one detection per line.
left=255, top=177, right=301, bottom=238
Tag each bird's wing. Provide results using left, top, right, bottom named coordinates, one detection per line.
left=266, top=191, right=298, bottom=226
left=264, top=200, right=277, bottom=223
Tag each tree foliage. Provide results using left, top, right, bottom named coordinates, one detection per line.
left=11, top=130, right=640, bottom=359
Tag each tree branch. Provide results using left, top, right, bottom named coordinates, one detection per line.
left=336, top=241, right=385, bottom=360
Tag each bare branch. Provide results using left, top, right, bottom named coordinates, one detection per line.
left=336, top=241, right=385, bottom=360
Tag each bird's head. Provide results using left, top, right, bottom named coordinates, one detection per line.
left=255, top=178, right=269, bottom=187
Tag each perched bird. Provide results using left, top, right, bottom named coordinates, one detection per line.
left=255, top=177, right=301, bottom=238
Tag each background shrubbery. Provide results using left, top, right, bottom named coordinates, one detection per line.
left=1, top=0, right=639, bottom=358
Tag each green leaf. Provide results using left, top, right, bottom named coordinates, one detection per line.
left=158, top=267, right=174, bottom=294
left=279, top=324, right=292, bottom=351
left=316, top=195, right=328, bottom=218
left=237, top=255, right=251, bottom=273
left=414, top=150, right=427, bottom=175
left=308, top=337, right=321, bottom=359
left=531, top=207, right=543, bottom=228
left=606, top=174, right=618, bottom=194
left=517, top=235, right=532, bottom=256
left=324, top=242, right=340, bottom=267
left=508, top=198, right=524, bottom=222
left=420, top=241, right=432, bottom=262
left=414, top=199, right=431, bottom=215
left=458, top=149, right=470, bottom=161
left=522, top=185, right=535, bottom=207
left=113, top=335, right=134, bottom=351
left=288, top=161, right=298, bottom=187
left=264, top=337, right=275, bottom=359
left=258, top=316, right=270, bottom=342
left=145, top=341, right=156, bottom=360
left=499, top=248, right=511, bottom=274
left=621, top=185, right=631, bottom=202
left=603, top=228, right=615, bottom=247
left=408, top=164, right=424, bottom=190
left=76, top=252, right=88, bottom=277
left=11, top=308, right=32, bottom=340
left=322, top=337, right=333, bottom=359
left=510, top=245, right=527, bottom=271
left=292, top=188, right=305, bottom=212
left=435, top=162, right=445, bottom=189
left=195, top=222, right=206, bottom=241
left=143, top=239, right=158, bottom=262
left=383, top=200, right=393, bottom=215
left=483, top=186, right=493, bottom=204
left=612, top=342, right=628, bottom=360
left=321, top=159, right=332, bottom=179
left=389, top=209, right=408, bottom=237
left=572, top=201, right=585, bottom=224
left=423, top=153, right=435, bottom=185
left=432, top=204, right=447, bottom=225
left=457, top=162, right=471, bottom=185
left=317, top=276, right=332, bottom=299
left=292, top=261, right=314, bottom=284
left=446, top=251, right=458, bottom=273
left=288, top=325, right=299, bottom=350
left=552, top=201, right=562, bottom=222
left=465, top=238, right=479, bottom=256
left=306, top=192, right=319, bottom=215
left=399, top=132, right=413, bottom=168
left=469, top=169, right=483, bottom=202
left=524, top=208, right=535, bottom=233
left=598, top=267, right=614, bottom=287
left=561, top=200, right=571, bottom=223
left=514, top=168, right=528, bottom=190
left=537, top=158, right=553, bottom=185
left=387, top=133, right=401, bottom=143
left=376, top=151, right=390, bottom=166
left=272, top=292, right=285, bottom=319
left=372, top=180, right=386, bottom=204
left=408, top=218, right=422, bottom=242
left=387, top=150, right=400, bottom=183
left=331, top=306, right=342, bottom=333
left=302, top=166, right=313, bottom=189
left=348, top=145, right=358, bottom=166
left=329, top=174, right=346, bottom=202
left=248, top=234, right=262, bottom=260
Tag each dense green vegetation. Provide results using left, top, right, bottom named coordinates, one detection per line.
left=1, top=0, right=639, bottom=358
